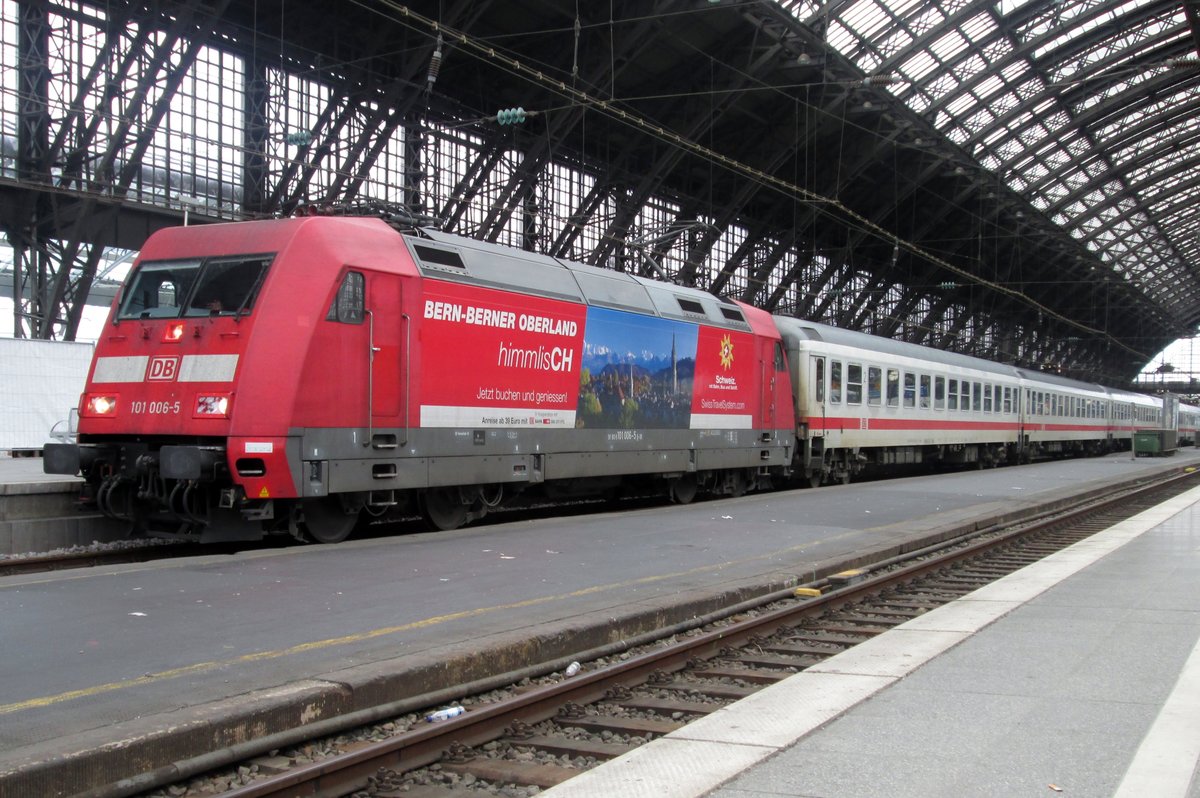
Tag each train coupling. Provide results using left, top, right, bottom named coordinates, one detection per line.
left=160, top=445, right=226, bottom=480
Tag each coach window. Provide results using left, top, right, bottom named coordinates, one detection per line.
left=847, top=364, right=863, bottom=405
left=959, top=381, right=969, bottom=412
left=887, top=369, right=900, bottom=408
left=812, top=357, right=825, bottom=402
left=868, top=367, right=882, bottom=406
left=830, top=361, right=842, bottom=404
left=327, top=271, right=365, bottom=324
left=948, top=379, right=959, bottom=411
left=903, top=373, right=916, bottom=408
left=934, top=376, right=945, bottom=410
left=972, top=382, right=982, bottom=412
left=1003, top=387, right=1012, bottom=414
left=983, top=385, right=993, bottom=413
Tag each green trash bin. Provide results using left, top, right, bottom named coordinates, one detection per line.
left=1133, top=430, right=1162, bottom=456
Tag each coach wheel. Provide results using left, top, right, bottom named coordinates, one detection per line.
left=669, top=475, right=698, bottom=504
left=807, top=472, right=822, bottom=489
left=422, top=488, right=469, bottom=531
left=302, top=496, right=358, bottom=544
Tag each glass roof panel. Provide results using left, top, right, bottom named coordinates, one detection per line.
left=775, top=0, right=1200, bottom=359
left=929, top=29, right=968, bottom=61
left=841, top=0, right=892, bottom=40
left=900, top=50, right=940, bottom=82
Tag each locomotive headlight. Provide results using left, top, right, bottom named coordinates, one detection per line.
left=194, top=394, right=230, bottom=417
left=163, top=322, right=186, bottom=342
left=84, top=394, right=118, bottom=416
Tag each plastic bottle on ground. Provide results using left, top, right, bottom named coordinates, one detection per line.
left=426, top=705, right=465, bottom=722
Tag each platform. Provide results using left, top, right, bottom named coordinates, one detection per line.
left=0, top=456, right=126, bottom=553
left=1, top=450, right=1198, bottom=796
left=543, top=481, right=1200, bottom=797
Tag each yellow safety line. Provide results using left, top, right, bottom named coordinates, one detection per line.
left=0, top=529, right=859, bottom=716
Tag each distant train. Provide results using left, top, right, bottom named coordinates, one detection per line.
left=43, top=216, right=1192, bottom=543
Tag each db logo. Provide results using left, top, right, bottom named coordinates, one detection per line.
left=147, top=356, right=180, bottom=381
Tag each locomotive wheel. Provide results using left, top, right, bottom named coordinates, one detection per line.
left=422, top=488, right=469, bottom=531
left=669, top=475, right=698, bottom=504
left=302, top=497, right=358, bottom=544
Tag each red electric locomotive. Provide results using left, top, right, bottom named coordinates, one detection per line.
left=44, top=216, right=796, bottom=542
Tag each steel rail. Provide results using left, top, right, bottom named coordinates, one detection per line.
left=221, top=466, right=1200, bottom=798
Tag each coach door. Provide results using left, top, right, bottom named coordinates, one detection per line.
left=809, top=355, right=826, bottom=434
left=1017, top=387, right=1028, bottom=455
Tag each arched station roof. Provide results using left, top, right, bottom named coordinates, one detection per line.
left=2, top=0, right=1198, bottom=384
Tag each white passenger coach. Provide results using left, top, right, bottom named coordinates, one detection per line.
left=775, top=319, right=1182, bottom=485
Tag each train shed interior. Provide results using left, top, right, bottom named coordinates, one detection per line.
left=1, top=0, right=1199, bottom=390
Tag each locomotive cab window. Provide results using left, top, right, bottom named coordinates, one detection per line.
left=118, top=260, right=200, bottom=319
left=119, top=255, right=273, bottom=320
left=327, top=271, right=365, bottom=324
left=184, top=256, right=271, bottom=317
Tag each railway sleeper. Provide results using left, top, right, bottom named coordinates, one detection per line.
left=761, top=641, right=846, bottom=657
left=696, top=665, right=791, bottom=684
left=554, top=714, right=683, bottom=737
left=659, top=680, right=758, bottom=700
left=614, top=696, right=722, bottom=717
left=502, top=734, right=633, bottom=761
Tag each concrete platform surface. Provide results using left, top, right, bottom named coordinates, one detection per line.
left=1, top=450, right=1197, bottom=796
left=542, top=481, right=1200, bottom=798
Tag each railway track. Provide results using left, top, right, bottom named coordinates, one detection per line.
left=129, top=467, right=1199, bottom=798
